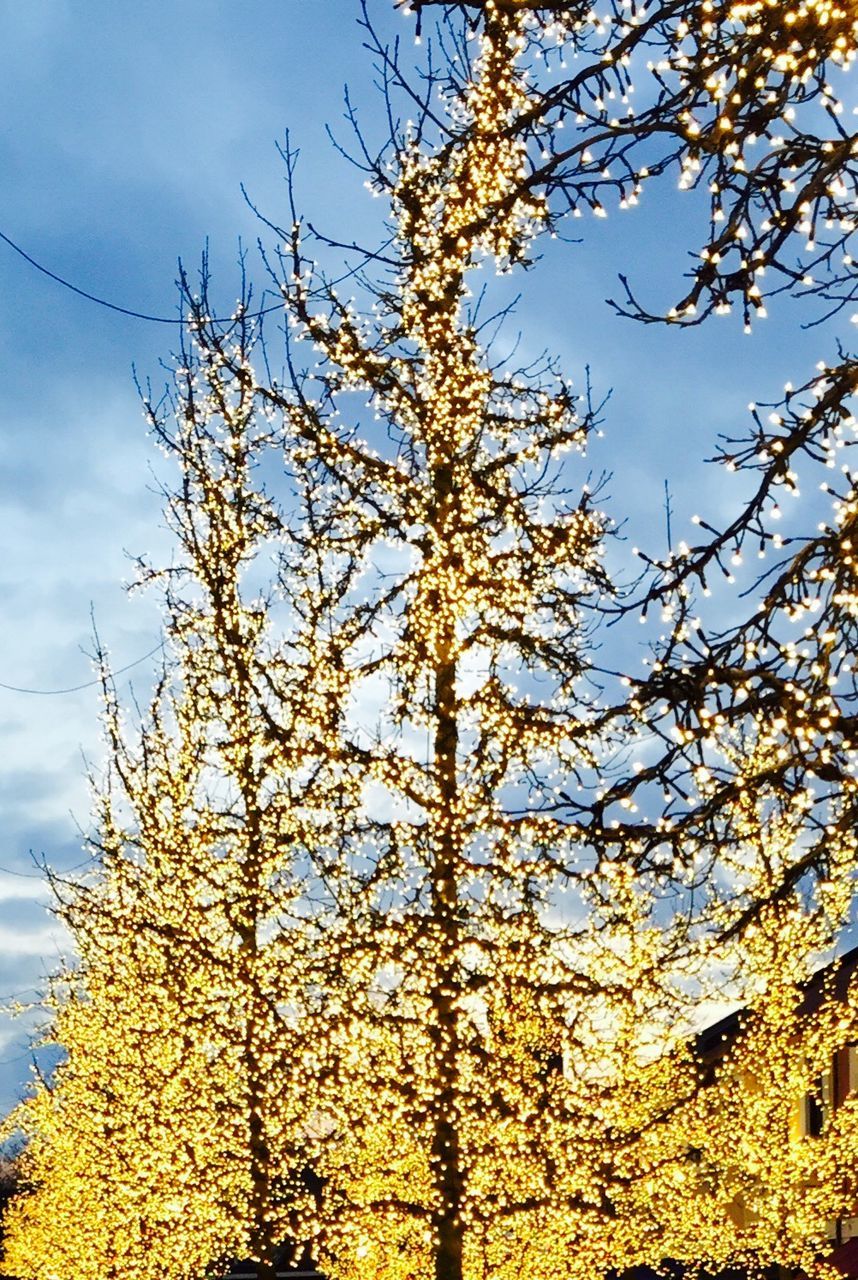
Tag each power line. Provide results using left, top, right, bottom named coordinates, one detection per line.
left=0, top=228, right=284, bottom=694
left=0, top=641, right=165, bottom=696
left=0, top=228, right=284, bottom=326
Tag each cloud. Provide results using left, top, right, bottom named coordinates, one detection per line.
left=0, top=874, right=49, bottom=904
left=0, top=923, right=65, bottom=960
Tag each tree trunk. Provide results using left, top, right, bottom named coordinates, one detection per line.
left=429, top=461, right=466, bottom=1280
left=238, top=765, right=278, bottom=1280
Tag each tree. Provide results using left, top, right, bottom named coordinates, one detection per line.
left=4, top=3, right=858, bottom=1280
left=2, top=321, right=341, bottom=1280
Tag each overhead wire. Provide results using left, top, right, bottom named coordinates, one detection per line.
left=0, top=641, right=165, bottom=696
left=0, top=228, right=285, bottom=325
left=0, top=224, right=279, bottom=697
left=0, top=217, right=362, bottom=696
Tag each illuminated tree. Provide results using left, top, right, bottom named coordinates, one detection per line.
left=232, top=3, right=858, bottom=1277
left=405, top=0, right=858, bottom=902
left=6, top=3, right=858, bottom=1280
left=2, top=321, right=339, bottom=1280
left=403, top=0, right=858, bottom=1030
left=568, top=0, right=858, bottom=919
left=252, top=10, right=696, bottom=1278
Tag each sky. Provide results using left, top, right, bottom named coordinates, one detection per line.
left=0, top=0, right=855, bottom=1116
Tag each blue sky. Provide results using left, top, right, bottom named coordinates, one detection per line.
left=0, top=0, right=853, bottom=1115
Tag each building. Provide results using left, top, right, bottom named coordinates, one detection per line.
left=696, top=942, right=858, bottom=1266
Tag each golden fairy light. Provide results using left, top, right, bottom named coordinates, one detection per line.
left=725, top=0, right=858, bottom=70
